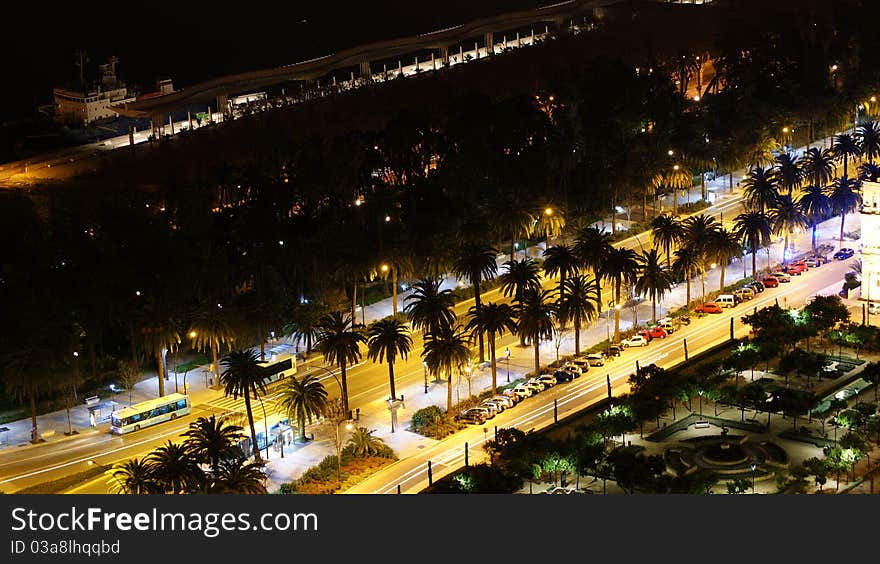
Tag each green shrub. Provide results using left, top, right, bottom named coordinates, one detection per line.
left=411, top=406, right=444, bottom=430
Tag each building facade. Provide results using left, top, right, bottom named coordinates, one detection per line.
left=861, top=180, right=880, bottom=303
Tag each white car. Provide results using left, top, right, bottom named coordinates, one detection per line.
left=585, top=353, right=606, bottom=366
left=491, top=395, right=515, bottom=408
left=511, top=385, right=533, bottom=399
left=621, top=335, right=649, bottom=348
left=564, top=359, right=589, bottom=374
left=536, top=374, right=557, bottom=388
left=869, top=302, right=880, bottom=315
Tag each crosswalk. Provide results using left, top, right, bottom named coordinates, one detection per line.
left=205, top=392, right=284, bottom=419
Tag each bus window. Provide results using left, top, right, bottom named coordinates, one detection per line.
left=177, top=399, right=187, bottom=410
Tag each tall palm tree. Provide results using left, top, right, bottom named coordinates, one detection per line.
left=741, top=166, right=779, bottom=214
left=682, top=214, right=720, bottom=256
left=283, top=301, right=328, bottom=356
left=801, top=147, right=835, bottom=188
left=733, top=211, right=773, bottom=277
left=706, top=227, right=742, bottom=291
left=210, top=458, right=267, bottom=494
left=183, top=415, right=244, bottom=474
left=534, top=205, right=566, bottom=249
left=109, top=458, right=157, bottom=494
left=314, top=311, right=365, bottom=418
left=542, top=243, right=579, bottom=301
left=404, top=277, right=456, bottom=338
left=774, top=152, right=802, bottom=195
left=515, top=287, right=556, bottom=377
left=278, top=373, right=329, bottom=442
left=1, top=341, right=55, bottom=443
left=858, top=162, right=880, bottom=183
left=651, top=214, right=684, bottom=269
left=635, top=249, right=672, bottom=322
left=829, top=175, right=862, bottom=241
left=135, top=299, right=181, bottom=398
left=499, top=258, right=542, bottom=302
left=148, top=440, right=203, bottom=494
left=858, top=121, right=880, bottom=164
left=486, top=190, right=536, bottom=262
left=556, top=275, right=599, bottom=354
left=573, top=226, right=613, bottom=313
left=601, top=247, right=642, bottom=341
left=770, top=194, right=808, bottom=264
left=220, top=349, right=269, bottom=461
left=673, top=247, right=702, bottom=308
left=366, top=318, right=413, bottom=401
left=833, top=133, right=862, bottom=177
left=188, top=304, right=237, bottom=395
left=798, top=185, right=833, bottom=253
left=451, top=243, right=499, bottom=363
left=465, top=302, right=517, bottom=395
left=423, top=323, right=470, bottom=412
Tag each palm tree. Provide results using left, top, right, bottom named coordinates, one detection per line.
left=210, top=458, right=267, bottom=494
left=706, top=227, right=742, bottom=291
left=220, top=349, right=269, bottom=461
left=283, top=301, right=328, bottom=356
left=314, top=311, right=365, bottom=418
left=651, top=214, right=684, bottom=269
left=635, top=249, right=672, bottom=322
left=573, top=226, right=613, bottom=314
left=486, top=190, right=536, bottom=262
left=858, top=121, right=880, bottom=164
left=404, top=277, right=456, bottom=337
left=673, top=247, right=702, bottom=308
left=798, top=185, right=833, bottom=253
left=742, top=166, right=779, bottom=214
left=733, top=211, right=773, bottom=277
left=346, top=427, right=390, bottom=457
left=135, top=299, right=181, bottom=398
left=451, top=243, right=499, bottom=363
left=770, top=194, right=807, bottom=264
left=774, top=152, right=802, bottom=195
left=366, top=318, right=413, bottom=401
left=682, top=214, right=720, bottom=255
left=858, top=162, right=880, bottom=183
left=1, top=342, right=55, bottom=443
left=188, top=304, right=237, bottom=395
left=602, top=247, right=642, bottom=340
left=278, top=373, right=329, bottom=442
left=534, top=205, right=566, bottom=249
left=829, top=175, right=862, bottom=241
left=515, top=287, right=556, bottom=376
left=543, top=243, right=579, bottom=300
left=465, top=302, right=517, bottom=395
left=499, top=258, right=542, bottom=302
left=801, top=147, right=835, bottom=188
left=556, top=275, right=599, bottom=354
left=833, top=133, right=862, bottom=177
left=183, top=415, right=244, bottom=474
left=148, top=440, right=203, bottom=494
left=109, top=458, right=157, bottom=494
left=423, top=323, right=470, bottom=412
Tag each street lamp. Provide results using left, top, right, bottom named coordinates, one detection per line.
left=698, top=389, right=704, bottom=418
left=750, top=463, right=757, bottom=494
left=335, top=419, right=354, bottom=483
left=422, top=361, right=428, bottom=393
left=505, top=347, right=511, bottom=383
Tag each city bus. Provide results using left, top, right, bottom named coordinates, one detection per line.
left=110, top=393, right=191, bottom=434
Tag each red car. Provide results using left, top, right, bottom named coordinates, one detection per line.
left=782, top=263, right=805, bottom=275
left=694, top=302, right=723, bottom=314
left=639, top=327, right=668, bottom=341
left=762, top=276, right=780, bottom=288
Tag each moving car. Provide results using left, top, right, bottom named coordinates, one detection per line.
left=770, top=271, right=791, bottom=283
left=833, top=248, right=855, bottom=260
left=585, top=353, right=606, bottom=366
left=694, top=302, right=723, bottom=314
left=761, top=276, right=780, bottom=288
left=621, top=335, right=649, bottom=348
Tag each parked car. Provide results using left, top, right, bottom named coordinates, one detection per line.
left=455, top=409, right=486, bottom=424
left=733, top=287, right=755, bottom=301
left=805, top=255, right=827, bottom=267
left=869, top=302, right=880, bottom=315
left=537, top=374, right=557, bottom=388
left=470, top=406, right=495, bottom=420
left=482, top=399, right=505, bottom=414
left=565, top=358, right=590, bottom=374
left=746, top=281, right=765, bottom=293
left=782, top=263, right=805, bottom=275
left=694, top=302, right=723, bottom=314
left=510, top=385, right=534, bottom=399
left=770, top=271, right=791, bottom=283
left=491, top=395, right=515, bottom=408
left=834, top=248, right=855, bottom=260
left=640, top=326, right=668, bottom=340
left=527, top=377, right=550, bottom=391
left=761, top=276, right=780, bottom=288
left=716, top=294, right=737, bottom=308
left=585, top=353, right=606, bottom=366
left=654, top=318, right=676, bottom=334
left=553, top=369, right=574, bottom=383
left=607, top=345, right=623, bottom=357
left=621, top=335, right=649, bottom=348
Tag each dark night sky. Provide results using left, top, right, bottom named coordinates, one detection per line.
left=2, top=0, right=551, bottom=121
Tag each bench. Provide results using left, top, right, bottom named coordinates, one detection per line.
left=84, top=396, right=100, bottom=407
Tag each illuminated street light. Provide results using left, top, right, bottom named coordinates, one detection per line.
left=385, top=215, right=391, bottom=222
left=544, top=207, right=554, bottom=216
left=693, top=95, right=700, bottom=102
left=667, top=149, right=674, bottom=156
left=380, top=263, right=390, bottom=273
left=782, top=126, right=790, bottom=134
left=189, top=331, right=197, bottom=339
left=673, top=164, right=680, bottom=171
left=751, top=463, right=757, bottom=493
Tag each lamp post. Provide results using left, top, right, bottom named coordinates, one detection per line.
left=698, top=389, right=704, bottom=418
left=422, top=361, right=428, bottom=393
left=505, top=347, right=511, bottom=383
left=750, top=463, right=757, bottom=494
left=335, top=419, right=353, bottom=483
left=257, top=395, right=270, bottom=461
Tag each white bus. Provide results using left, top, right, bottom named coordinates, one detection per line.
left=110, top=393, right=191, bottom=434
